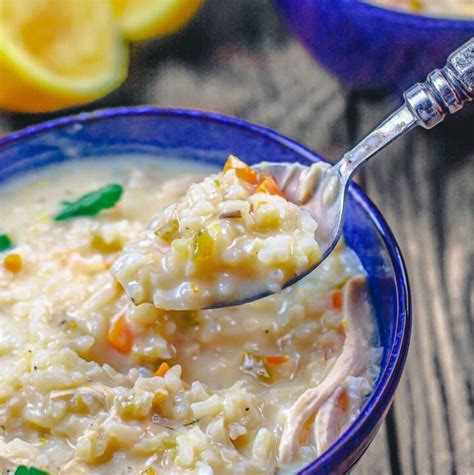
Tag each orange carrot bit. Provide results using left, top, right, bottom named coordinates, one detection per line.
left=264, top=355, right=289, bottom=365
left=107, top=314, right=133, bottom=354
left=299, top=414, right=315, bottom=444
left=331, top=289, right=344, bottom=311
left=337, top=390, right=349, bottom=412
left=255, top=176, right=286, bottom=198
left=223, top=155, right=260, bottom=185
left=154, top=362, right=171, bottom=377
left=4, top=253, right=23, bottom=273
left=223, top=154, right=249, bottom=172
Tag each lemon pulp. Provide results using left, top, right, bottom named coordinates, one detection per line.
left=0, top=0, right=128, bottom=112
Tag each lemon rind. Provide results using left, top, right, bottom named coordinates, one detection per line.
left=116, top=0, right=202, bottom=41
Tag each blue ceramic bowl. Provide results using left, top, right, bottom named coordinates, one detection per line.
left=274, top=0, right=474, bottom=91
left=0, top=108, right=410, bottom=474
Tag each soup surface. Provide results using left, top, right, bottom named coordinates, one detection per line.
left=0, top=157, right=381, bottom=474
left=365, top=0, right=474, bottom=18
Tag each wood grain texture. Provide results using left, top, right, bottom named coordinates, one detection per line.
left=347, top=95, right=474, bottom=474
left=1, top=0, right=472, bottom=473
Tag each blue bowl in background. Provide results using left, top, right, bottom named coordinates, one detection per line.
left=0, top=107, right=410, bottom=473
left=274, top=0, right=474, bottom=91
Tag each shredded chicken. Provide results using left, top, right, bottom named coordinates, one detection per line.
left=313, top=387, right=348, bottom=455
left=50, top=382, right=112, bottom=405
left=278, top=275, right=371, bottom=463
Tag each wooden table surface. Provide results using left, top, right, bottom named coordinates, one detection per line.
left=1, top=1, right=472, bottom=473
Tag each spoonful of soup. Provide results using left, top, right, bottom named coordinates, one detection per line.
left=112, top=39, right=473, bottom=310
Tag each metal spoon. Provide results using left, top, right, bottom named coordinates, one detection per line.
left=208, top=38, right=473, bottom=309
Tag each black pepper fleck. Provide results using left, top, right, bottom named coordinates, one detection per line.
left=33, top=366, right=38, bottom=370
left=245, top=407, right=250, bottom=411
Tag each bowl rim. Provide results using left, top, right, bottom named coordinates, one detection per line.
left=0, top=106, right=411, bottom=473
left=338, top=0, right=474, bottom=28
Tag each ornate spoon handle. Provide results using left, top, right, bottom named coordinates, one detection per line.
left=406, top=37, right=474, bottom=128
left=337, top=38, right=474, bottom=180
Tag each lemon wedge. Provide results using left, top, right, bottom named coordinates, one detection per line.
left=0, top=0, right=128, bottom=113
left=110, top=0, right=203, bottom=41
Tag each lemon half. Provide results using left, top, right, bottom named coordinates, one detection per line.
left=110, top=0, right=203, bottom=41
left=0, top=0, right=128, bottom=113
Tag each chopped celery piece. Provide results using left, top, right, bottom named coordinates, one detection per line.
left=155, top=220, right=179, bottom=243
left=193, top=230, right=214, bottom=261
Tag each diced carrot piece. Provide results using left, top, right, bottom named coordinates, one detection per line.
left=255, top=176, right=286, bottom=198
left=4, top=253, right=22, bottom=273
left=331, top=289, right=344, bottom=311
left=337, top=390, right=349, bottom=412
left=235, top=167, right=260, bottom=185
left=299, top=414, right=315, bottom=444
left=154, top=362, right=171, bottom=377
left=232, top=433, right=249, bottom=450
left=223, top=155, right=260, bottom=185
left=107, top=315, right=133, bottom=354
left=264, top=355, right=289, bottom=365
left=223, top=155, right=247, bottom=172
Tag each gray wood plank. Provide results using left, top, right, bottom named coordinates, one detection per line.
left=354, top=424, right=393, bottom=475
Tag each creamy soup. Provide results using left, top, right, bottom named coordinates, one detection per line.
left=365, top=0, right=474, bottom=18
left=0, top=157, right=381, bottom=474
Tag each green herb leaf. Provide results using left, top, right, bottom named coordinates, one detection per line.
left=15, top=466, right=49, bottom=475
left=30, top=468, right=49, bottom=475
left=54, top=184, right=123, bottom=221
left=0, top=234, right=13, bottom=252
